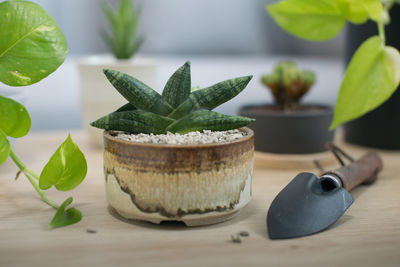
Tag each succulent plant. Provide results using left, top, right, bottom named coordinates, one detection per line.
left=261, top=61, right=315, bottom=110
left=91, top=61, right=255, bottom=134
left=101, top=0, right=143, bottom=59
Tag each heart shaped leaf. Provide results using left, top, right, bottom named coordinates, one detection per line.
left=331, top=36, right=400, bottom=129
left=0, top=96, right=31, bottom=138
left=0, top=1, right=67, bottom=86
left=0, top=130, right=10, bottom=165
left=267, top=0, right=345, bottom=41
left=336, top=0, right=382, bottom=24
left=49, top=197, right=82, bottom=229
left=39, top=135, right=87, bottom=191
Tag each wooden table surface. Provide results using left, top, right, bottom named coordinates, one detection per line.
left=1, top=131, right=399, bottom=267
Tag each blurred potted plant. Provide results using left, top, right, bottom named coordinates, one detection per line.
left=240, top=61, right=334, bottom=154
left=266, top=0, right=400, bottom=148
left=79, top=0, right=156, bottom=148
left=0, top=0, right=87, bottom=228
left=91, top=61, right=255, bottom=226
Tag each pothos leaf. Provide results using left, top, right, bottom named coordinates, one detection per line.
left=39, top=134, right=87, bottom=191
left=266, top=0, right=346, bottom=41
left=336, top=0, right=368, bottom=24
left=0, top=96, right=31, bottom=138
left=49, top=197, right=82, bottom=229
left=336, top=0, right=382, bottom=24
left=0, top=1, right=68, bottom=86
left=331, top=36, right=400, bottom=129
left=0, top=130, right=10, bottom=165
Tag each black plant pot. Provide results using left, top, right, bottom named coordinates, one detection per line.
left=239, top=104, right=335, bottom=154
left=344, top=5, right=400, bottom=149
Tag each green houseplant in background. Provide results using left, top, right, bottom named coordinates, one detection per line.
left=239, top=61, right=335, bottom=155
left=91, top=62, right=256, bottom=226
left=79, top=0, right=157, bottom=148
left=266, top=0, right=400, bottom=132
left=0, top=0, right=87, bottom=228
left=101, top=0, right=143, bottom=59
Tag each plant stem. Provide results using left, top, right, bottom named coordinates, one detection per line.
left=9, top=149, right=59, bottom=209
left=378, top=21, right=386, bottom=44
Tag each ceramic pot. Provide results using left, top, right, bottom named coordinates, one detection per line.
left=78, top=55, right=157, bottom=148
left=103, top=128, right=254, bottom=226
left=239, top=104, right=334, bottom=154
left=344, top=6, right=400, bottom=149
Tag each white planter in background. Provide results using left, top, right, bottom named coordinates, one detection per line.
left=78, top=55, right=157, bottom=148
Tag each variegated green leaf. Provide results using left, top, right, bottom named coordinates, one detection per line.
left=0, top=129, right=10, bottom=165
left=167, top=110, right=255, bottom=134
left=115, top=102, right=136, bottom=112
left=103, top=69, right=173, bottom=116
left=169, top=75, right=253, bottom=119
left=162, top=61, right=191, bottom=108
left=91, top=110, right=174, bottom=134
left=49, top=197, right=82, bottom=229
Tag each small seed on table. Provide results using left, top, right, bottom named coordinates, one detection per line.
left=239, top=231, right=250, bottom=237
left=231, top=234, right=242, bottom=243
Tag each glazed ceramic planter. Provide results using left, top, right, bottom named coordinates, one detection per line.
left=103, top=128, right=254, bottom=226
left=78, top=55, right=157, bottom=148
left=239, top=104, right=334, bottom=154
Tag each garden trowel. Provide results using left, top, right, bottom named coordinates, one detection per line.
left=267, top=151, right=383, bottom=239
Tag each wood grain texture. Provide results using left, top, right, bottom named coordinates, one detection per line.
left=0, top=131, right=399, bottom=267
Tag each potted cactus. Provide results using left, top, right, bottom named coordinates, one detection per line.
left=79, top=0, right=156, bottom=148
left=239, top=61, right=334, bottom=154
left=91, top=61, right=255, bottom=226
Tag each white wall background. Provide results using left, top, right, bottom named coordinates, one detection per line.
left=32, top=0, right=345, bottom=56
left=2, top=0, right=347, bottom=131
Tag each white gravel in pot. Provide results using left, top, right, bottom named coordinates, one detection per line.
left=113, top=129, right=246, bottom=145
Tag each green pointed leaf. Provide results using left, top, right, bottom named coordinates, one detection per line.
left=0, top=130, right=10, bottom=165
left=115, top=103, right=137, bottom=112
left=103, top=69, right=173, bottom=116
left=0, top=1, right=68, bottom=86
left=336, top=0, right=382, bottom=24
left=39, top=135, right=87, bottom=191
left=267, top=0, right=345, bottom=41
left=167, top=110, right=255, bottom=134
left=170, top=75, right=253, bottom=119
left=362, top=0, right=383, bottom=22
left=49, top=197, right=82, bottom=229
left=162, top=61, right=191, bottom=108
left=0, top=96, right=31, bottom=138
left=331, top=36, right=400, bottom=129
left=91, top=110, right=174, bottom=134
left=336, top=0, right=368, bottom=24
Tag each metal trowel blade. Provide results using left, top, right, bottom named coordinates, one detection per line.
left=267, top=172, right=353, bottom=239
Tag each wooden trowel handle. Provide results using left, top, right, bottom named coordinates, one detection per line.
left=322, top=152, right=383, bottom=191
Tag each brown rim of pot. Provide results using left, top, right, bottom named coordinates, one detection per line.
left=103, top=127, right=254, bottom=149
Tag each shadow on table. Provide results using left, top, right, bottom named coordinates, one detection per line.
left=107, top=199, right=262, bottom=232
